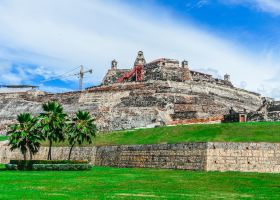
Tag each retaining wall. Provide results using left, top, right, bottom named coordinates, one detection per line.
left=207, top=142, right=280, bottom=173
left=95, top=143, right=207, bottom=170
left=0, top=141, right=279, bottom=173
left=0, top=142, right=96, bottom=164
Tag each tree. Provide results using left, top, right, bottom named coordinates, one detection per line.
left=7, top=113, right=42, bottom=160
left=67, top=111, right=96, bottom=160
left=39, top=101, right=67, bottom=160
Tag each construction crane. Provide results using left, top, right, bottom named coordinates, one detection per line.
left=39, top=65, right=93, bottom=91
left=74, top=65, right=93, bottom=91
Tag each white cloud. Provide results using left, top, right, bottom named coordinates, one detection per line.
left=256, top=0, right=280, bottom=14
left=25, top=66, right=54, bottom=80
left=0, top=0, right=279, bottom=98
left=223, top=0, right=280, bottom=15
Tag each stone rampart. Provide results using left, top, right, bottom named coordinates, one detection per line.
left=95, top=143, right=207, bottom=170
left=1, top=141, right=279, bottom=173
left=0, top=142, right=96, bottom=164
left=0, top=80, right=264, bottom=134
left=207, top=142, right=280, bottom=173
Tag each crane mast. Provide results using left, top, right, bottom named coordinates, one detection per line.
left=76, top=65, right=93, bottom=91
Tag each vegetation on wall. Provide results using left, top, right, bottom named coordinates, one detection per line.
left=6, top=160, right=90, bottom=170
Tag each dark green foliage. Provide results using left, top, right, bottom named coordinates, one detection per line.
left=5, top=102, right=97, bottom=163
left=8, top=160, right=89, bottom=170
left=10, top=160, right=88, bottom=165
left=0, top=136, right=8, bottom=141
left=7, top=113, right=42, bottom=160
left=67, top=111, right=96, bottom=160
left=5, top=164, right=17, bottom=170
left=32, top=164, right=92, bottom=171
left=38, top=101, right=67, bottom=160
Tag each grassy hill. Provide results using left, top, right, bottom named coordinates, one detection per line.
left=91, top=122, right=280, bottom=146
left=2, top=122, right=280, bottom=146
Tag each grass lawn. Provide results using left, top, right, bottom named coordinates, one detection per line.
left=0, top=166, right=279, bottom=199
left=0, top=136, right=8, bottom=141
left=3, top=122, right=280, bottom=146
left=48, top=122, right=280, bottom=146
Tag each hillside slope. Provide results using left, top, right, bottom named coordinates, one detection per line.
left=91, top=122, right=280, bottom=146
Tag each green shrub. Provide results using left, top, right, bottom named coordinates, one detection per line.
left=5, top=164, right=18, bottom=170
left=32, top=164, right=92, bottom=171
left=9, top=160, right=89, bottom=170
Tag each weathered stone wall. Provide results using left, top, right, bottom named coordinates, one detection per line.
left=191, top=71, right=214, bottom=82
left=0, top=142, right=279, bottom=173
left=95, top=143, right=207, bottom=170
left=207, top=142, right=280, bottom=173
left=144, top=62, right=191, bottom=82
left=0, top=80, right=264, bottom=134
left=93, top=142, right=280, bottom=173
left=268, top=101, right=280, bottom=112
left=0, top=141, right=96, bottom=164
left=102, top=69, right=130, bottom=85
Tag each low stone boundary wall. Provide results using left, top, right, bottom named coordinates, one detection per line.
left=0, top=142, right=96, bottom=164
left=0, top=141, right=279, bottom=173
left=207, top=142, right=280, bottom=173
left=95, top=143, right=207, bottom=170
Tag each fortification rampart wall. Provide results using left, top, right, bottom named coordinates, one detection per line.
left=0, top=80, right=263, bottom=134
left=207, top=142, right=280, bottom=173
left=95, top=143, right=207, bottom=170
left=0, top=141, right=96, bottom=164
left=1, top=141, right=279, bottom=173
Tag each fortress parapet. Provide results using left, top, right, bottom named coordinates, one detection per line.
left=101, top=51, right=232, bottom=87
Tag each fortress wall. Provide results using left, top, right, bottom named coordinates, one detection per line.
left=94, top=142, right=280, bottom=173
left=94, top=143, right=207, bottom=170
left=206, top=142, right=280, bottom=173
left=0, top=80, right=263, bottom=134
left=1, top=141, right=279, bottom=173
left=0, top=142, right=96, bottom=164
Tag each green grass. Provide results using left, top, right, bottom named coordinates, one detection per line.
left=0, top=166, right=279, bottom=199
left=0, top=136, right=8, bottom=141
left=86, top=122, right=280, bottom=146
left=4, top=122, right=280, bottom=146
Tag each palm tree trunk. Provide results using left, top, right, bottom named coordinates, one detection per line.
left=29, top=149, right=33, bottom=161
left=48, top=140, right=52, bottom=160
left=23, top=152, right=27, bottom=161
left=68, top=144, right=75, bottom=160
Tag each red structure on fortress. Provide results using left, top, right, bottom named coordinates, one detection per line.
left=100, top=51, right=233, bottom=87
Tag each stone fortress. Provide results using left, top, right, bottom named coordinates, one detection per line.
left=1, top=51, right=280, bottom=173
left=0, top=51, right=280, bottom=134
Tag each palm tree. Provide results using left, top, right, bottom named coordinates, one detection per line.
left=67, top=111, right=96, bottom=160
left=39, top=101, right=67, bottom=160
left=7, top=113, right=42, bottom=160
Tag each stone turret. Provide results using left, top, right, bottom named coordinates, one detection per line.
left=224, top=74, right=230, bottom=82
left=134, top=51, right=146, bottom=66
left=181, top=60, right=188, bottom=68
left=111, top=59, right=118, bottom=70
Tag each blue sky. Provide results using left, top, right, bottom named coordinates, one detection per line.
left=0, top=0, right=280, bottom=98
